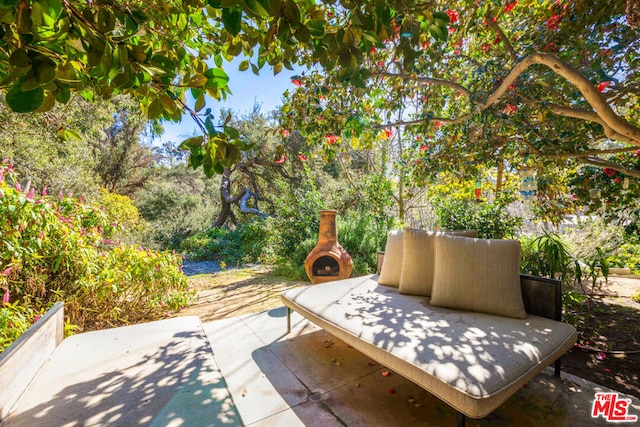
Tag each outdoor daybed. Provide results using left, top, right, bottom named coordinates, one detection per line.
left=281, top=229, right=578, bottom=426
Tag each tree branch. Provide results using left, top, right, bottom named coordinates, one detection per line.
left=576, top=156, right=640, bottom=178
left=485, top=9, right=518, bottom=63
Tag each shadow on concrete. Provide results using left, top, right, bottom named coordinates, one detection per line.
left=4, top=325, right=241, bottom=427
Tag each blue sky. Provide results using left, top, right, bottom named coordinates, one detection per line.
left=157, top=57, right=303, bottom=146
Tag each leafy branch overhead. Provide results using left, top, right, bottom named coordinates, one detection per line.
left=0, top=0, right=451, bottom=173
left=280, top=0, right=640, bottom=180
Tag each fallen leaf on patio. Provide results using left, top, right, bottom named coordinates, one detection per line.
left=602, top=368, right=612, bottom=373
left=596, top=352, right=607, bottom=361
left=381, top=370, right=390, bottom=377
left=408, top=397, right=416, bottom=403
left=414, top=403, right=423, bottom=408
left=388, top=389, right=395, bottom=394
left=242, top=389, right=248, bottom=397
left=336, top=361, right=341, bottom=366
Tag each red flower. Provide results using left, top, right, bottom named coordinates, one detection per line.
left=384, top=128, right=393, bottom=139
left=614, top=177, right=622, bottom=184
left=419, top=144, right=429, bottom=152
left=546, top=13, right=562, bottom=30
left=291, top=77, right=302, bottom=87
left=603, top=167, right=616, bottom=177
left=275, top=154, right=286, bottom=164
left=281, top=129, right=290, bottom=137
left=1, top=267, right=11, bottom=276
left=26, top=187, right=35, bottom=200
left=508, top=84, right=515, bottom=91
left=448, top=27, right=456, bottom=34
left=421, top=41, right=430, bottom=50
left=376, top=61, right=384, bottom=67
left=482, top=17, right=497, bottom=25
left=635, top=149, right=640, bottom=157
left=493, top=35, right=501, bottom=45
left=298, top=154, right=308, bottom=161
left=42, top=186, right=47, bottom=197
left=325, top=134, right=339, bottom=145
left=503, top=104, right=518, bottom=115
left=2, top=289, right=9, bottom=306
left=481, top=43, right=491, bottom=52
left=370, top=46, right=376, bottom=54
left=15, top=182, right=21, bottom=192
left=504, top=1, right=517, bottom=12
left=597, top=81, right=612, bottom=93
left=433, top=120, right=443, bottom=128
left=446, top=9, right=458, bottom=24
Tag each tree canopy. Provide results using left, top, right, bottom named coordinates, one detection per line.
left=1, top=0, right=639, bottom=190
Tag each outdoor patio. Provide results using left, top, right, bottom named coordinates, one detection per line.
left=3, top=306, right=639, bottom=426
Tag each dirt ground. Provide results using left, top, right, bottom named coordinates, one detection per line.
left=176, top=265, right=306, bottom=323
left=561, top=275, right=640, bottom=399
left=177, top=266, right=640, bottom=400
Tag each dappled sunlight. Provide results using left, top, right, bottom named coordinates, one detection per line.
left=4, top=328, right=241, bottom=427
left=284, top=277, right=576, bottom=401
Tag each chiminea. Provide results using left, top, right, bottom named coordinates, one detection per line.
left=304, top=210, right=353, bottom=284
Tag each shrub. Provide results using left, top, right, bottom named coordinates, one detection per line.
left=433, top=197, right=523, bottom=239
left=96, top=188, right=147, bottom=244
left=520, top=233, right=571, bottom=283
left=0, top=163, right=193, bottom=351
left=180, top=219, right=273, bottom=266
left=607, top=243, right=640, bottom=275
left=338, top=210, right=395, bottom=275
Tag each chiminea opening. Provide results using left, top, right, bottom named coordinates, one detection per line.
left=304, top=210, right=353, bottom=284
left=312, top=256, right=340, bottom=277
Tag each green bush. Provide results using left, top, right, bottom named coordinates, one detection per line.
left=433, top=197, right=523, bottom=239
left=338, top=210, right=395, bottom=275
left=607, top=243, right=640, bottom=275
left=180, top=219, right=273, bottom=266
left=520, top=233, right=571, bottom=283
left=0, top=163, right=193, bottom=351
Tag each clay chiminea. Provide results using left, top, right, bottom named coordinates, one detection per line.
left=304, top=210, right=353, bottom=284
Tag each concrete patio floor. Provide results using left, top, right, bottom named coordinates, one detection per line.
left=4, top=307, right=639, bottom=426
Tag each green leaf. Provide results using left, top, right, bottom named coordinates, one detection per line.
left=147, top=98, right=163, bottom=119
left=222, top=6, right=242, bottom=36
left=238, top=59, right=250, bottom=71
left=307, top=19, right=325, bottom=37
left=205, top=67, right=229, bottom=88
left=189, top=73, right=208, bottom=87
left=181, top=135, right=205, bottom=149
left=194, top=93, right=206, bottom=112
left=9, top=48, right=30, bottom=67
left=6, top=82, right=45, bottom=113
left=223, top=125, right=240, bottom=139
left=243, top=0, right=269, bottom=18
left=432, top=11, right=450, bottom=23
left=34, top=61, right=57, bottom=84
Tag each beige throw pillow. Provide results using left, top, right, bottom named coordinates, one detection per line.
left=430, top=235, right=527, bottom=319
left=398, top=228, right=478, bottom=296
left=378, top=230, right=403, bottom=287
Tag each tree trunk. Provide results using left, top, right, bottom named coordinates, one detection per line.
left=495, top=160, right=504, bottom=196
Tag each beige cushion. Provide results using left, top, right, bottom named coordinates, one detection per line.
left=378, top=230, right=403, bottom=287
left=398, top=228, right=477, bottom=296
left=430, top=235, right=527, bottom=319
